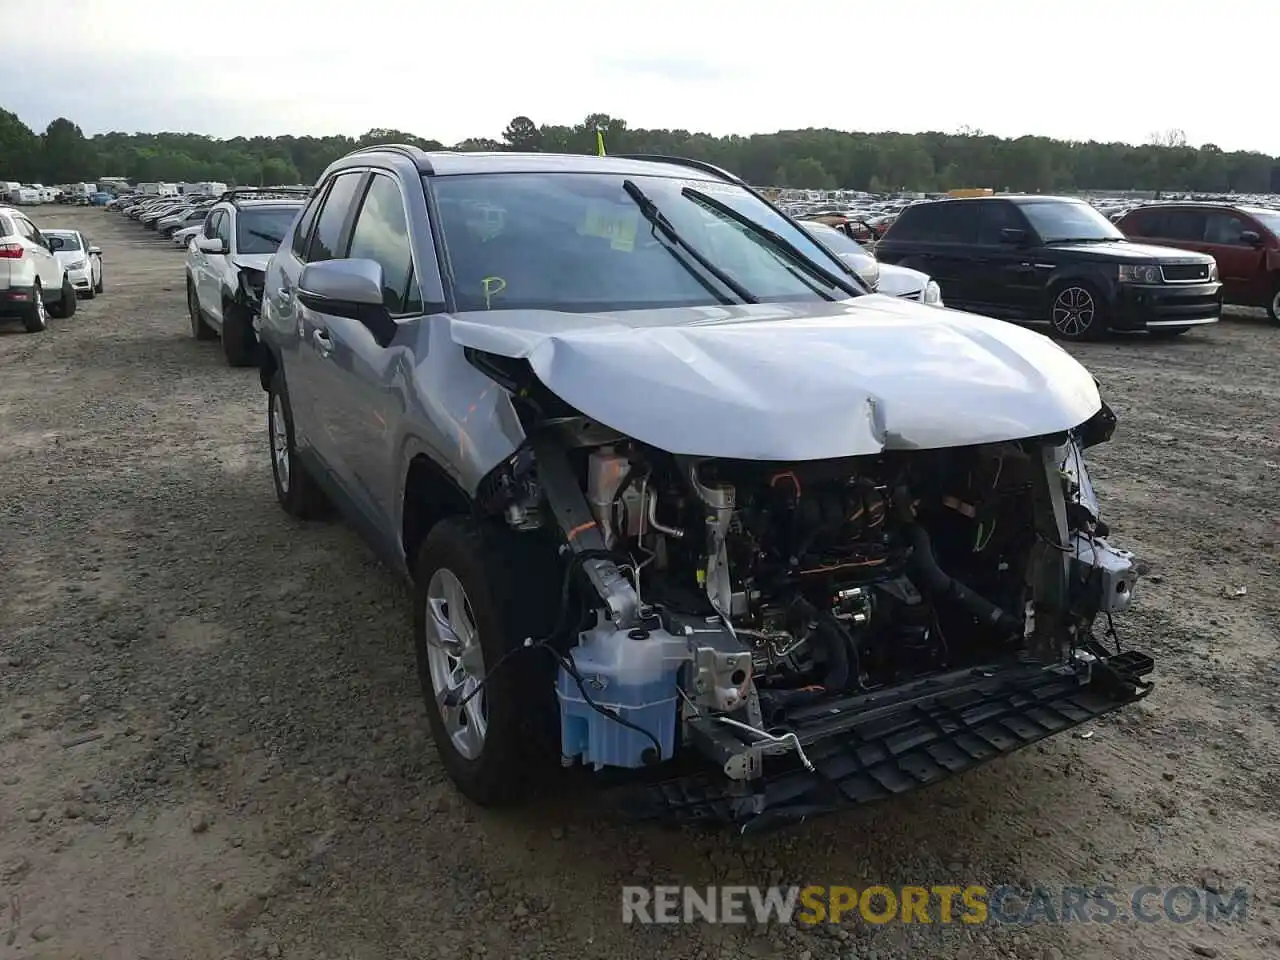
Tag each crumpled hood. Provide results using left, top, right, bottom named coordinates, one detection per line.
left=447, top=296, right=1102, bottom=460
left=231, top=254, right=272, bottom=273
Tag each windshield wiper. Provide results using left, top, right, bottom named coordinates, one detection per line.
left=681, top=187, right=860, bottom=300
left=621, top=180, right=757, bottom=305
left=245, top=229, right=284, bottom=246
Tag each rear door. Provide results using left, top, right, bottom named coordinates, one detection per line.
left=16, top=217, right=59, bottom=289
left=310, top=171, right=424, bottom=536
left=909, top=202, right=981, bottom=306
left=195, top=210, right=225, bottom=316
left=1200, top=210, right=1265, bottom=304
left=282, top=170, right=368, bottom=483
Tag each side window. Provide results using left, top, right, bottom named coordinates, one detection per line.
left=290, top=184, right=326, bottom=261
left=882, top=206, right=924, bottom=242
left=1203, top=212, right=1249, bottom=245
left=976, top=201, right=1024, bottom=245
left=0, top=215, right=11, bottom=237
left=345, top=174, right=421, bottom=314
left=215, top=210, right=232, bottom=247
left=204, top=210, right=222, bottom=239
left=306, top=172, right=364, bottom=263
left=927, top=202, right=979, bottom=244
left=1160, top=209, right=1206, bottom=242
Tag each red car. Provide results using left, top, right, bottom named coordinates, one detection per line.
left=1116, top=203, right=1280, bottom=324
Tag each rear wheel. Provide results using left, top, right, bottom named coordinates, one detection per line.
left=47, top=275, right=76, bottom=319
left=22, top=282, right=47, bottom=333
left=267, top=370, right=329, bottom=519
left=1049, top=281, right=1107, bottom=341
left=1268, top=281, right=1280, bottom=326
left=188, top=280, right=216, bottom=340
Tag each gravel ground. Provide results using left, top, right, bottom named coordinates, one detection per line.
left=1, top=207, right=1278, bottom=960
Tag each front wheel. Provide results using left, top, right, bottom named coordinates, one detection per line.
left=413, top=517, right=561, bottom=806
left=1049, top=281, right=1107, bottom=341
left=1267, top=282, right=1279, bottom=326
left=222, top=302, right=258, bottom=368
left=94, top=267, right=104, bottom=295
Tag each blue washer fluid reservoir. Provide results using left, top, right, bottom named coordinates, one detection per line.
left=556, top=619, right=688, bottom=770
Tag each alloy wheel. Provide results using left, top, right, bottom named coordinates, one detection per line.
left=270, top=392, right=290, bottom=493
left=1052, top=286, right=1095, bottom=338
left=424, top=568, right=488, bottom=760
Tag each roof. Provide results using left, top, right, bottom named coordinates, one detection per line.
left=218, top=197, right=305, bottom=209
left=345, top=145, right=732, bottom=182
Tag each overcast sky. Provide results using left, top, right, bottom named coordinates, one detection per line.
left=5, top=0, right=1277, bottom=154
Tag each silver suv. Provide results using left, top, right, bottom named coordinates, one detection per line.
left=257, top=146, right=1152, bottom=830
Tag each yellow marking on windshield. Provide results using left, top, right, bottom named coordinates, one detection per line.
left=482, top=276, right=507, bottom=309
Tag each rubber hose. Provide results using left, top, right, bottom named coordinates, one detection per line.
left=903, top=522, right=1022, bottom=637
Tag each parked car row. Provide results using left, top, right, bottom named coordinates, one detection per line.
left=0, top=205, right=104, bottom=332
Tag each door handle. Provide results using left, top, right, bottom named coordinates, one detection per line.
left=312, top=328, right=334, bottom=355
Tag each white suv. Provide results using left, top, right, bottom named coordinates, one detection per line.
left=0, top=206, right=77, bottom=332
left=184, top=189, right=307, bottom=366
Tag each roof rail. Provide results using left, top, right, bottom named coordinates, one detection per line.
left=613, top=154, right=743, bottom=185
left=343, top=142, right=435, bottom=173
left=218, top=187, right=312, bottom=204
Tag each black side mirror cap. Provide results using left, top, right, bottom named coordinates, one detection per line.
left=1239, top=229, right=1262, bottom=247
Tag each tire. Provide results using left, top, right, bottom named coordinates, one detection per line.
left=1049, top=280, right=1107, bottom=341
left=83, top=280, right=96, bottom=300
left=188, top=279, right=216, bottom=341
left=413, top=517, right=561, bottom=806
left=267, top=370, right=329, bottom=520
left=47, top=276, right=76, bottom=319
left=22, top=281, right=47, bottom=333
left=94, top=268, right=104, bottom=295
left=221, top=301, right=258, bottom=368
left=1267, top=281, right=1280, bottom=326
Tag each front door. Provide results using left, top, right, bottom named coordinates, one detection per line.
left=1200, top=210, right=1267, bottom=304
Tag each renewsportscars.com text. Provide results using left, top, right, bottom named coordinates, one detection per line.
left=621, top=884, right=1249, bottom=926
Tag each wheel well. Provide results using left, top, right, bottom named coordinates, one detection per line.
left=402, top=455, right=472, bottom=572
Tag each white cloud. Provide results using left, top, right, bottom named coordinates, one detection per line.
left=6, top=0, right=1278, bottom=154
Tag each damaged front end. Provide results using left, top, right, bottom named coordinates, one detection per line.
left=474, top=355, right=1152, bottom=832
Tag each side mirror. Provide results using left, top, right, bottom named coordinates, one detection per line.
left=1240, top=229, right=1263, bottom=247
left=999, top=228, right=1029, bottom=246
left=46, top=235, right=64, bottom=251
left=196, top=237, right=225, bottom=254
left=88, top=245, right=102, bottom=256
left=297, top=258, right=396, bottom=347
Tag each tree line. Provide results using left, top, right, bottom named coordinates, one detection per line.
left=3, top=106, right=1278, bottom=195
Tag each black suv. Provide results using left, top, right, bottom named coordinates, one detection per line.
left=875, top=196, right=1222, bottom=340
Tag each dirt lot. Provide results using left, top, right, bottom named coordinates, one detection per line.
left=1, top=206, right=1277, bottom=960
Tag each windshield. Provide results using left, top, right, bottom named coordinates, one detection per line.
left=1020, top=200, right=1124, bottom=242
left=428, top=172, right=853, bottom=312
left=236, top=206, right=301, bottom=255
left=48, top=232, right=82, bottom=250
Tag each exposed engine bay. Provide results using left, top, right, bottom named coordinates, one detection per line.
left=474, top=385, right=1147, bottom=800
